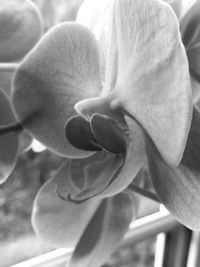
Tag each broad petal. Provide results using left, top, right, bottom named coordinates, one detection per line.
left=0, top=88, right=18, bottom=183
left=77, top=0, right=118, bottom=96
left=12, top=23, right=102, bottom=157
left=0, top=0, right=43, bottom=62
left=69, top=191, right=136, bottom=267
left=112, top=0, right=192, bottom=167
left=146, top=108, right=200, bottom=230
left=32, top=160, right=101, bottom=248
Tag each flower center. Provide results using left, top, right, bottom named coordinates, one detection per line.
left=65, top=113, right=128, bottom=154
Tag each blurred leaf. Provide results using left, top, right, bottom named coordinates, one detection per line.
left=32, top=161, right=101, bottom=248
left=0, top=71, right=13, bottom=96
left=113, top=0, right=192, bottom=167
left=33, top=0, right=83, bottom=30
left=0, top=0, right=43, bottom=62
left=146, top=107, right=200, bottom=230
left=180, top=0, right=200, bottom=81
left=18, top=130, right=32, bottom=154
left=0, top=88, right=19, bottom=183
left=12, top=23, right=102, bottom=158
left=69, top=192, right=136, bottom=267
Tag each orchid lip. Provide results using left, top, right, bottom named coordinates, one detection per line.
left=65, top=114, right=128, bottom=154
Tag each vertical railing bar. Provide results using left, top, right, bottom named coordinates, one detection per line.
left=154, top=233, right=166, bottom=267
left=186, top=231, right=200, bottom=267
left=162, top=225, right=192, bottom=267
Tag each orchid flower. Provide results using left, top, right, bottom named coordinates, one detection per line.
left=9, top=0, right=200, bottom=266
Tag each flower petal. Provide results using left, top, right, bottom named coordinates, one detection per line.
left=0, top=88, right=18, bottom=183
left=0, top=0, right=43, bottom=62
left=12, top=23, right=102, bottom=157
left=163, top=0, right=184, bottom=19
left=32, top=160, right=101, bottom=248
left=101, top=116, right=146, bottom=197
left=66, top=151, right=125, bottom=202
left=146, top=107, right=200, bottom=230
left=69, top=191, right=136, bottom=267
left=77, top=0, right=118, bottom=96
left=112, top=0, right=192, bottom=167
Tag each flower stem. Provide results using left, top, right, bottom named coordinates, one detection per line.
left=0, top=122, right=23, bottom=136
left=128, top=184, right=160, bottom=203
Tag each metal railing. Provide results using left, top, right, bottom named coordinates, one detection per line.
left=11, top=209, right=179, bottom=267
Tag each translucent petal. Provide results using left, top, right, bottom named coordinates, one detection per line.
left=0, top=0, right=43, bottom=62
left=0, top=88, right=18, bottom=183
left=69, top=191, right=136, bottom=267
left=146, top=108, right=200, bottom=230
left=66, top=151, right=125, bottom=202
left=12, top=23, right=102, bottom=157
left=112, top=0, right=192, bottom=167
left=77, top=0, right=118, bottom=96
left=32, top=160, right=101, bottom=248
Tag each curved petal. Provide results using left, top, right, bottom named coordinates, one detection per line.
left=65, top=151, right=125, bottom=202
left=32, top=160, right=101, bottom=248
left=146, top=107, right=200, bottom=230
left=112, top=0, right=192, bottom=167
left=163, top=0, right=184, bottom=19
left=0, top=0, right=43, bottom=62
left=69, top=191, right=137, bottom=267
left=102, top=116, right=146, bottom=197
left=0, top=88, right=18, bottom=183
left=12, top=23, right=102, bottom=157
